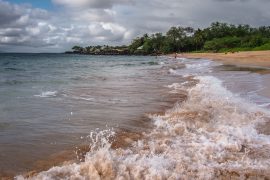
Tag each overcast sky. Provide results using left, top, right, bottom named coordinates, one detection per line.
left=0, top=0, right=270, bottom=52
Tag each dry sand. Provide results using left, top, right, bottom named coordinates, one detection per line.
left=178, top=50, right=270, bottom=68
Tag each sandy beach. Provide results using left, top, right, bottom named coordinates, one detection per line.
left=179, top=50, right=270, bottom=68
left=178, top=50, right=270, bottom=145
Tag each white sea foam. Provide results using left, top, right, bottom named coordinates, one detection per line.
left=259, top=102, right=270, bottom=108
left=167, top=82, right=187, bottom=94
left=167, top=83, right=182, bottom=89
left=169, top=68, right=180, bottom=75
left=170, top=59, right=220, bottom=77
left=34, top=91, right=58, bottom=98
left=176, top=57, right=187, bottom=61
left=19, top=75, right=270, bottom=179
left=158, top=61, right=165, bottom=65
left=185, top=60, right=212, bottom=69
left=73, top=96, right=95, bottom=101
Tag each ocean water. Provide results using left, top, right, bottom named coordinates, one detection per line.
left=0, top=54, right=182, bottom=176
left=0, top=54, right=270, bottom=179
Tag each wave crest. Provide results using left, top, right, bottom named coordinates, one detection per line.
left=34, top=91, right=58, bottom=98
left=19, top=76, right=270, bottom=179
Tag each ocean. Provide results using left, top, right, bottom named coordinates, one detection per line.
left=0, top=54, right=270, bottom=179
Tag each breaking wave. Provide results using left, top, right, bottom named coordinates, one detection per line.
left=18, top=75, right=270, bottom=179
left=34, top=91, right=58, bottom=98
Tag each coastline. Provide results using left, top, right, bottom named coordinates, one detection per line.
left=9, top=55, right=270, bottom=179
left=176, top=51, right=270, bottom=140
left=177, top=50, right=270, bottom=68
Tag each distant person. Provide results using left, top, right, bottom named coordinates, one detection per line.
left=174, top=53, right=177, bottom=59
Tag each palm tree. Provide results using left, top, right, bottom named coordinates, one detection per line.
left=72, top=46, right=84, bottom=53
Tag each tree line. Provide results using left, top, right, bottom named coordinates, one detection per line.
left=67, top=22, right=270, bottom=55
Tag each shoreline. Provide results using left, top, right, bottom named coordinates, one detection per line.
left=176, top=50, right=270, bottom=68
left=12, top=92, right=185, bottom=179
left=3, top=72, right=185, bottom=179
left=10, top=55, right=270, bottom=179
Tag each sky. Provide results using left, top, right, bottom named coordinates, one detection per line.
left=0, top=0, right=270, bottom=52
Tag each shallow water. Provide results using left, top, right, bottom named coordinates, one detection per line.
left=0, top=54, right=184, bottom=176
left=0, top=54, right=270, bottom=179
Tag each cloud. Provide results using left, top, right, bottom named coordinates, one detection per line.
left=0, top=0, right=55, bottom=48
left=0, top=1, right=21, bottom=26
left=0, top=0, right=270, bottom=52
left=52, top=0, right=134, bottom=9
left=0, top=0, right=132, bottom=52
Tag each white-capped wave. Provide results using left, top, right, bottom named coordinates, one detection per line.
left=167, top=82, right=182, bottom=89
left=19, top=75, right=270, bottom=179
left=158, top=61, right=165, bottom=65
left=259, top=102, right=270, bottom=108
left=72, top=95, right=95, bottom=101
left=170, top=59, right=220, bottom=77
left=167, top=82, right=188, bottom=94
left=169, top=68, right=183, bottom=76
left=34, top=91, right=58, bottom=98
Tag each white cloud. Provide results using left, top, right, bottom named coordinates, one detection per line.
left=0, top=0, right=270, bottom=52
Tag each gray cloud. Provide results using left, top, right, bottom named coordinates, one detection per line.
left=0, top=0, right=270, bottom=52
left=0, top=1, right=21, bottom=26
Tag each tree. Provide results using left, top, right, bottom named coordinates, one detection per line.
left=69, top=22, right=270, bottom=55
left=193, top=29, right=205, bottom=51
left=72, top=46, right=84, bottom=53
left=166, top=27, right=186, bottom=52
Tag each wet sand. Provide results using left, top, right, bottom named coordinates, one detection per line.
left=175, top=50, right=270, bottom=99
left=179, top=50, right=270, bottom=68
left=176, top=51, right=270, bottom=138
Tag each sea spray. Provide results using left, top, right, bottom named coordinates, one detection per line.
left=18, top=75, right=270, bottom=179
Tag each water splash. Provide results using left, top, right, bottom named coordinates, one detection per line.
left=18, top=76, right=270, bottom=179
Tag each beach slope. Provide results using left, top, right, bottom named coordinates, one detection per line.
left=181, top=50, right=270, bottom=68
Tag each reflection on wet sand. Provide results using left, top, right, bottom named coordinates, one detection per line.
left=216, top=64, right=270, bottom=74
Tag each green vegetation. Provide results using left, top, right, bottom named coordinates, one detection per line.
left=253, top=42, right=270, bottom=51
left=66, top=45, right=130, bottom=55
left=67, top=22, right=270, bottom=55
